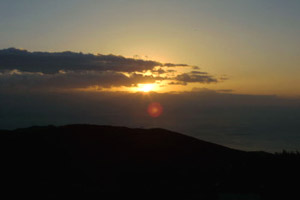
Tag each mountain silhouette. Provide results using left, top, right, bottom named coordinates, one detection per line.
left=1, top=124, right=299, bottom=199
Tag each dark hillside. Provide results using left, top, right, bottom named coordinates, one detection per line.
left=0, top=125, right=299, bottom=199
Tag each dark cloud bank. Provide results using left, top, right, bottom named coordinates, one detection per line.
left=0, top=48, right=218, bottom=90
left=0, top=70, right=159, bottom=90
left=0, top=48, right=161, bottom=73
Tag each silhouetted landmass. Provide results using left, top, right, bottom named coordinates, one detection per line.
left=1, top=125, right=299, bottom=199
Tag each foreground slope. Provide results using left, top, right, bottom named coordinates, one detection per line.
left=0, top=124, right=299, bottom=199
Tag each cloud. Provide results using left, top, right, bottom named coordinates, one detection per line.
left=168, top=81, right=187, bottom=86
left=163, top=63, right=189, bottom=67
left=217, top=89, right=234, bottom=93
left=167, top=69, right=176, bottom=73
left=175, top=72, right=218, bottom=84
left=0, top=70, right=158, bottom=90
left=191, top=88, right=234, bottom=94
left=0, top=48, right=162, bottom=74
left=219, top=75, right=229, bottom=81
left=190, top=71, right=208, bottom=75
left=151, top=68, right=166, bottom=74
left=0, top=48, right=222, bottom=91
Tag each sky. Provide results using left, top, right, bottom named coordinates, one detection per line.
left=1, top=0, right=300, bottom=152
left=1, top=0, right=300, bottom=96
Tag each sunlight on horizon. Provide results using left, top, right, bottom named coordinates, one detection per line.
left=137, top=84, right=156, bottom=93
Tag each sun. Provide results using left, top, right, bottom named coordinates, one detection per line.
left=138, top=84, right=155, bottom=93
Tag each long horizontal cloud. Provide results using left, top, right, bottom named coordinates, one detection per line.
left=0, top=70, right=158, bottom=90
left=163, top=63, right=189, bottom=67
left=0, top=48, right=222, bottom=90
left=0, top=48, right=162, bottom=74
left=173, top=71, right=218, bottom=85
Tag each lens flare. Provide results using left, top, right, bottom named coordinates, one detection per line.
left=147, top=102, right=163, bottom=118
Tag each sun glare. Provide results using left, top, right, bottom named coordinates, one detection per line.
left=138, top=84, right=155, bottom=93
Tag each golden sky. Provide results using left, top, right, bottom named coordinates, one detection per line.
left=1, top=0, right=300, bottom=96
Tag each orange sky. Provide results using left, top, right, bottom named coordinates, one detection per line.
left=1, top=1, right=300, bottom=96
